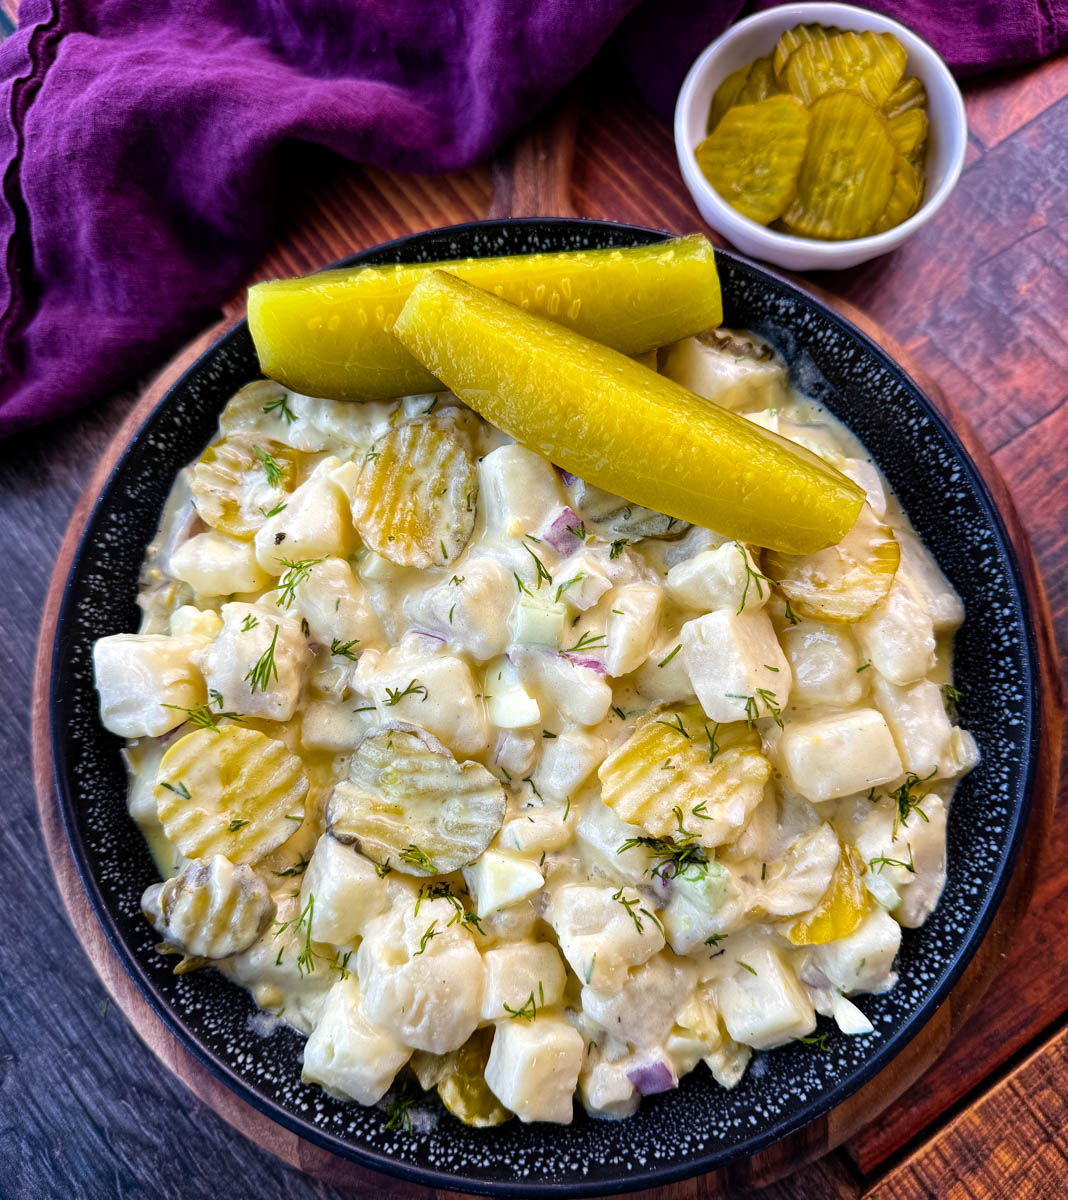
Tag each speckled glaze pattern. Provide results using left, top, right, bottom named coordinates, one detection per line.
left=50, top=220, right=1039, bottom=1198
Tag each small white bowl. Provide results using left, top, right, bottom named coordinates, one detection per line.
left=674, top=2, right=967, bottom=271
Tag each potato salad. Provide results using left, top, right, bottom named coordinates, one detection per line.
left=93, top=330, right=977, bottom=1128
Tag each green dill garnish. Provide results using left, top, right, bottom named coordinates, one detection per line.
left=450, top=575, right=465, bottom=586
left=330, top=637, right=360, bottom=660
left=263, top=393, right=296, bottom=423
left=252, top=444, right=285, bottom=487
left=655, top=713, right=691, bottom=739
left=373, top=860, right=392, bottom=878
left=856, top=662, right=872, bottom=673
left=727, top=688, right=783, bottom=730
left=563, top=630, right=607, bottom=655
left=782, top=595, right=799, bottom=625
left=448, top=603, right=456, bottom=624
left=704, top=933, right=727, bottom=947
left=513, top=571, right=533, bottom=597
left=610, top=886, right=663, bottom=938
left=333, top=949, right=352, bottom=979
left=565, top=520, right=587, bottom=541
left=283, top=812, right=303, bottom=822
left=522, top=543, right=553, bottom=589
left=555, top=573, right=586, bottom=603
left=228, top=818, right=250, bottom=832
left=209, top=689, right=225, bottom=707
left=353, top=704, right=377, bottom=713
left=413, top=881, right=481, bottom=933
left=160, top=780, right=191, bottom=800
left=244, top=625, right=280, bottom=693
left=384, top=678, right=428, bottom=706
left=703, top=722, right=721, bottom=763
left=542, top=730, right=557, bottom=739
left=424, top=396, right=439, bottom=415
left=273, top=856, right=310, bottom=878
left=413, top=920, right=439, bottom=956
left=609, top=539, right=628, bottom=560
left=761, top=861, right=767, bottom=881
left=869, top=844, right=916, bottom=874
left=240, top=614, right=259, bottom=632
left=383, top=1082, right=418, bottom=1132
left=891, top=769, right=936, bottom=831
left=611, top=705, right=627, bottom=720
left=503, top=990, right=538, bottom=1021
left=617, top=826, right=707, bottom=882
left=658, top=644, right=682, bottom=668
left=161, top=701, right=241, bottom=733
left=273, top=556, right=325, bottom=609
left=734, top=542, right=774, bottom=612
left=941, top=682, right=962, bottom=714
left=799, top=1031, right=830, bottom=1050
left=737, top=960, right=758, bottom=976
left=400, top=843, right=436, bottom=873
left=522, top=775, right=543, bottom=800
left=563, top=795, right=571, bottom=821
left=260, top=501, right=287, bottom=518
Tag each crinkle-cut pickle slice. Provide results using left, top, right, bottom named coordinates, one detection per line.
left=783, top=29, right=907, bottom=106
left=325, top=724, right=506, bottom=876
left=888, top=106, right=928, bottom=160
left=437, top=1028, right=512, bottom=1128
left=782, top=91, right=898, bottom=240
left=734, top=54, right=780, bottom=106
left=598, top=705, right=766, bottom=847
left=351, top=411, right=478, bottom=568
left=772, top=24, right=841, bottom=82
left=789, top=843, right=868, bottom=945
left=155, top=727, right=308, bottom=865
left=873, top=156, right=924, bottom=234
left=763, top=502, right=899, bottom=622
left=190, top=435, right=296, bottom=539
left=247, top=236, right=722, bottom=401
left=884, top=74, right=927, bottom=120
left=707, top=62, right=751, bottom=133
left=696, top=95, right=812, bottom=226
left=392, top=272, right=865, bottom=555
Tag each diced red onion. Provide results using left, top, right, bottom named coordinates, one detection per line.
left=410, top=629, right=447, bottom=648
left=560, top=653, right=607, bottom=677
left=799, top=963, right=832, bottom=990
left=541, top=507, right=585, bottom=555
left=627, top=1059, right=677, bottom=1095
left=557, top=469, right=578, bottom=487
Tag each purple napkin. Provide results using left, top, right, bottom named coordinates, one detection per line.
left=1, top=0, right=1065, bottom=436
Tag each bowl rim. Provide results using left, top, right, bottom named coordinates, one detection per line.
left=673, top=1, right=968, bottom=254
left=49, top=217, right=1040, bottom=1197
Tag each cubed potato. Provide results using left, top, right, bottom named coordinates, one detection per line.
left=293, top=556, right=382, bottom=649
left=168, top=606, right=223, bottom=642
left=781, top=710, right=904, bottom=802
left=301, top=975, right=411, bottom=1104
left=480, top=941, right=566, bottom=1020
left=940, top=727, right=980, bottom=780
left=811, top=908, right=902, bottom=995
left=681, top=609, right=791, bottom=724
left=512, top=647, right=612, bottom=728
left=301, top=836, right=389, bottom=945
left=854, top=575, right=936, bottom=685
left=554, top=547, right=612, bottom=612
left=666, top=542, right=767, bottom=613
left=575, top=799, right=652, bottom=887
left=716, top=943, right=816, bottom=1050
left=531, top=730, right=606, bottom=804
left=632, top=630, right=697, bottom=705
left=499, top=808, right=573, bottom=854
left=479, top=444, right=567, bottom=539
left=581, top=954, right=695, bottom=1049
left=170, top=531, right=271, bottom=597
left=896, top=530, right=964, bottom=633
left=365, top=650, right=488, bottom=757
left=404, top=557, right=512, bottom=661
left=662, top=861, right=742, bottom=953
left=255, top=457, right=355, bottom=573
left=484, top=1015, right=584, bottom=1124
left=872, top=675, right=953, bottom=777
left=579, top=1054, right=639, bottom=1119
left=463, top=850, right=544, bottom=918
left=781, top=620, right=864, bottom=707
left=94, top=633, right=206, bottom=738
left=485, top=655, right=541, bottom=730
left=299, top=701, right=377, bottom=753
left=492, top=729, right=537, bottom=778
left=604, top=583, right=662, bottom=677
left=194, top=602, right=309, bottom=722
left=550, top=884, right=664, bottom=991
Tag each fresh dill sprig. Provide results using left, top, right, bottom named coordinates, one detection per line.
left=252, top=444, right=285, bottom=487
left=244, top=625, right=280, bottom=693
left=891, top=769, right=936, bottom=832
left=513, top=572, right=533, bottom=597
left=869, top=844, right=916, bottom=874
left=522, top=776, right=543, bottom=800
left=273, top=856, right=310, bottom=878
left=737, top=960, right=758, bottom=976
left=373, top=860, right=393, bottom=878
left=228, top=818, right=250, bottom=832
left=503, top=990, right=538, bottom=1021
left=159, top=780, right=191, bottom=800
left=161, top=701, right=241, bottom=733
left=658, top=644, right=682, bottom=668
left=414, top=881, right=481, bottom=933
left=704, top=722, right=721, bottom=763
left=522, top=543, right=553, bottom=588
left=384, top=1082, right=418, bottom=1132
left=413, top=920, right=439, bottom=956
left=400, top=843, right=436, bottom=873
left=384, top=678, right=428, bottom=706
left=727, top=688, right=783, bottom=730
left=263, top=393, right=296, bottom=423
left=565, top=520, right=587, bottom=541
left=563, top=630, right=607, bottom=655
left=782, top=594, right=800, bottom=625
left=856, top=662, right=872, bottom=673
left=241, top=614, right=259, bottom=632
left=260, top=500, right=287, bottom=518
left=555, top=573, right=586, bottom=604
left=330, top=637, right=360, bottom=660
left=704, top=933, right=727, bottom=947
left=610, top=886, right=665, bottom=939
left=734, top=542, right=774, bottom=612
left=611, top=705, right=627, bottom=720
left=609, top=539, right=628, bottom=560
left=941, top=682, right=962, bottom=714
left=273, top=556, right=325, bottom=609
left=617, top=830, right=708, bottom=882
left=449, top=575, right=465, bottom=586
left=799, top=1031, right=830, bottom=1050
left=655, top=713, right=691, bottom=739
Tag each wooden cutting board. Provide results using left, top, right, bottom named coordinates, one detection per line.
left=31, top=99, right=1062, bottom=1199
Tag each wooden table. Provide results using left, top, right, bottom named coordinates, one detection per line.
left=2, top=29, right=1066, bottom=1199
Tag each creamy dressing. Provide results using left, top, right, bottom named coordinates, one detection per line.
left=96, top=337, right=978, bottom=1125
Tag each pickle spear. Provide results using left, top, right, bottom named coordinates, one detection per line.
left=392, top=272, right=864, bottom=555
left=248, top=236, right=722, bottom=401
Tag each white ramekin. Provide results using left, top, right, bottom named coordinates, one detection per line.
left=674, top=2, right=967, bottom=271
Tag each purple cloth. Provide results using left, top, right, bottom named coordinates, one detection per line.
left=1, top=1, right=1065, bottom=436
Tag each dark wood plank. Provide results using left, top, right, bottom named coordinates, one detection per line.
left=963, top=54, right=1068, bottom=149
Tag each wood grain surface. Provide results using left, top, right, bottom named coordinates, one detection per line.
left=3, top=40, right=1066, bottom=1200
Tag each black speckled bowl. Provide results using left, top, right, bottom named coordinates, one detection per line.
left=50, top=219, right=1040, bottom=1197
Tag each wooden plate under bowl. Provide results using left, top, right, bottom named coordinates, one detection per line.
left=33, top=220, right=1060, bottom=1197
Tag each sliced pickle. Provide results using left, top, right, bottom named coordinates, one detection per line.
left=695, top=95, right=812, bottom=226
left=734, top=55, right=781, bottom=106
left=141, top=855, right=275, bottom=960
left=325, top=723, right=506, bottom=875
left=436, top=1028, right=512, bottom=1127
left=764, top=503, right=900, bottom=622
left=566, top=478, right=689, bottom=540
left=658, top=328, right=788, bottom=412
left=884, top=75, right=927, bottom=120
left=598, top=706, right=768, bottom=848
left=789, top=843, right=868, bottom=945
left=190, top=435, right=296, bottom=540
left=707, top=62, right=751, bottom=132
left=781, top=92, right=897, bottom=240
left=783, top=30, right=907, bottom=107
left=217, top=380, right=294, bottom=440
left=888, top=107, right=928, bottom=160
left=351, top=410, right=478, bottom=568
left=872, top=156, right=924, bottom=233
left=155, top=726, right=308, bottom=865
left=772, top=24, right=841, bottom=82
